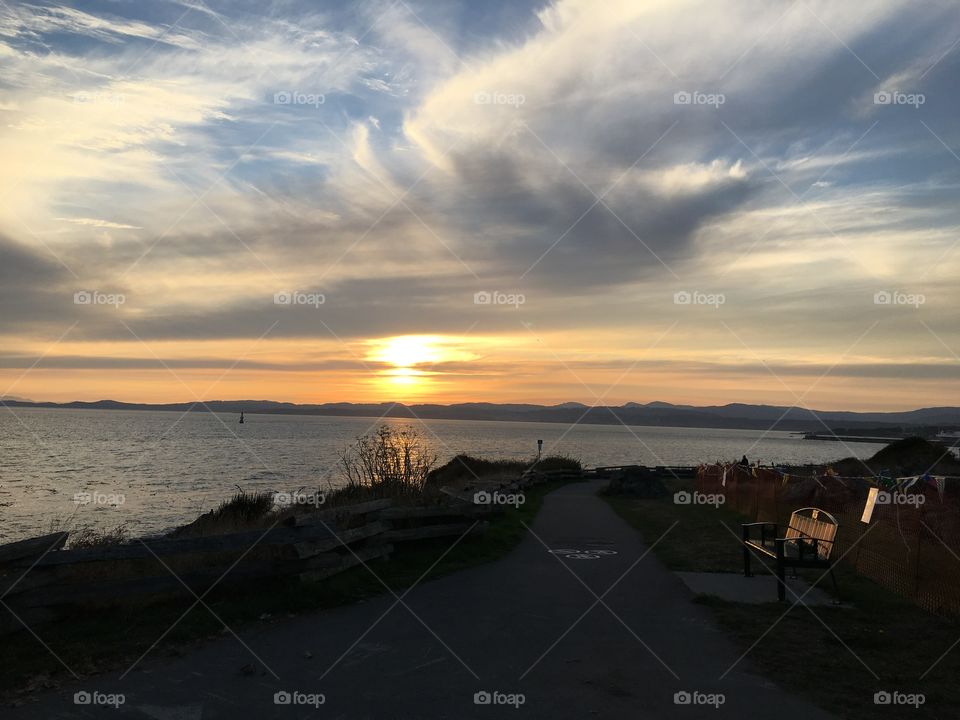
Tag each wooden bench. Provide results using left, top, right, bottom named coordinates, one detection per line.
left=741, top=508, right=839, bottom=601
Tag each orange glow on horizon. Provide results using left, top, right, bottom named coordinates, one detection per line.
left=2, top=331, right=958, bottom=412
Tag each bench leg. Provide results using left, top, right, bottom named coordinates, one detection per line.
left=742, top=526, right=752, bottom=577
left=776, top=564, right=787, bottom=601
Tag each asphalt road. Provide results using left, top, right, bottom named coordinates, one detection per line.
left=6, top=481, right=833, bottom=719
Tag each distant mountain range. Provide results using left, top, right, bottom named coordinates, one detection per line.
left=3, top=398, right=960, bottom=432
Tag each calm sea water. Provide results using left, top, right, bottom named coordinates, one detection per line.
left=0, top=407, right=880, bottom=543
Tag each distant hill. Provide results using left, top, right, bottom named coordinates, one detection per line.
left=3, top=398, right=960, bottom=433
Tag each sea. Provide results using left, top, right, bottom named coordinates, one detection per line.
left=0, top=407, right=882, bottom=543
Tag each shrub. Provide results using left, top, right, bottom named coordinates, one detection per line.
left=832, top=437, right=960, bottom=476
left=425, top=454, right=581, bottom=486
left=339, top=426, right=437, bottom=497
left=168, top=491, right=275, bottom=538
left=532, top=455, right=581, bottom=473
left=425, top=455, right=527, bottom=486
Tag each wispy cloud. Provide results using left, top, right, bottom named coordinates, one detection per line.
left=1, top=0, right=960, bottom=407
left=56, top=217, right=142, bottom=229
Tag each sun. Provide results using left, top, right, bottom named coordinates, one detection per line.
left=368, top=335, right=445, bottom=368
left=366, top=335, right=479, bottom=395
left=382, top=366, right=424, bottom=386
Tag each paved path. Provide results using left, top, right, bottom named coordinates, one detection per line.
left=8, top=481, right=833, bottom=719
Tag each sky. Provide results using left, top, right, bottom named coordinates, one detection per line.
left=1, top=0, right=959, bottom=410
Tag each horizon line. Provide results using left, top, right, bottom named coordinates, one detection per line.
left=3, top=397, right=959, bottom=417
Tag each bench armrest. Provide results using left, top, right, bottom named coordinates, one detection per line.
left=742, top=522, right=777, bottom=545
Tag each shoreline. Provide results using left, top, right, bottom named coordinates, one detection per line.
left=1, top=401, right=929, bottom=436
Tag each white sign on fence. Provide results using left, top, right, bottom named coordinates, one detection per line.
left=861, top=487, right=880, bottom=524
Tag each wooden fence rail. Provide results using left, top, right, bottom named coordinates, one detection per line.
left=0, top=497, right=499, bottom=635
left=0, top=469, right=587, bottom=635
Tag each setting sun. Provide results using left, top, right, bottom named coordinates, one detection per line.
left=368, top=336, right=446, bottom=368
left=364, top=335, right=482, bottom=396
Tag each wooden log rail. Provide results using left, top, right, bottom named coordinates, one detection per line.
left=0, top=494, right=512, bottom=635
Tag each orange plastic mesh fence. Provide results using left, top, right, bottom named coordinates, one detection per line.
left=696, top=464, right=960, bottom=614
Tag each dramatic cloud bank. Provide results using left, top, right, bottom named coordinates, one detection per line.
left=1, top=0, right=958, bottom=407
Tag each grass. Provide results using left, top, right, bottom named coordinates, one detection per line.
left=603, top=478, right=960, bottom=719
left=168, top=491, right=276, bottom=538
left=66, top=523, right=130, bottom=549
left=1, top=475, right=578, bottom=699
left=425, top=453, right=580, bottom=487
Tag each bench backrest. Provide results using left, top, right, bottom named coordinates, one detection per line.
left=785, top=507, right=838, bottom=560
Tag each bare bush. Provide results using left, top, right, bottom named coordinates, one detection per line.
left=339, top=425, right=437, bottom=497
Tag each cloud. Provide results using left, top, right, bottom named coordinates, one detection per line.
left=2, top=0, right=960, bottom=405
left=0, top=3, right=202, bottom=49
left=0, top=234, right=76, bottom=333
left=56, top=217, right=142, bottom=229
